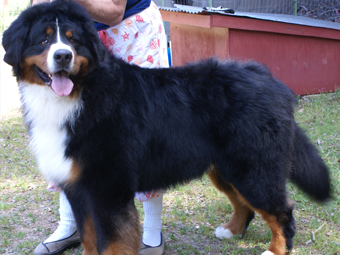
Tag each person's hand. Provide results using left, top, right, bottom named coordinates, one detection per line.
left=73, top=0, right=127, bottom=27
left=31, top=0, right=51, bottom=5
left=32, top=0, right=127, bottom=27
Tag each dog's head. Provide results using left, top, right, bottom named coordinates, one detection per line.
left=2, top=0, right=105, bottom=97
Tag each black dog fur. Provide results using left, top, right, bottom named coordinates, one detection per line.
left=2, top=1, right=331, bottom=254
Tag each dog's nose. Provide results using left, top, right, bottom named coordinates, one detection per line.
left=54, top=49, right=73, bottom=66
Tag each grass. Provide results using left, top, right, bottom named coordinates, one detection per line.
left=0, top=91, right=340, bottom=254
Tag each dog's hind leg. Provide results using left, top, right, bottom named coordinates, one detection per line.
left=256, top=204, right=295, bottom=255
left=208, top=166, right=295, bottom=255
left=207, top=167, right=255, bottom=239
left=220, top=181, right=295, bottom=255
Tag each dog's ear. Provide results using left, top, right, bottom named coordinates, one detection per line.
left=2, top=20, right=29, bottom=67
left=92, top=38, right=110, bottom=63
left=83, top=21, right=109, bottom=66
left=3, top=37, right=22, bottom=67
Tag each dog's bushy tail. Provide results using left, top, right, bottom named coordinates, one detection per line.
left=289, top=124, right=331, bottom=201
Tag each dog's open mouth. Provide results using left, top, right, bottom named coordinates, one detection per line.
left=34, top=65, right=74, bottom=97
left=34, top=65, right=52, bottom=86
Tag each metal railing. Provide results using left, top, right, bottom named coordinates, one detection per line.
left=155, top=0, right=340, bottom=23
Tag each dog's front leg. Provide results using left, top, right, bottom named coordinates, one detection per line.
left=66, top=190, right=140, bottom=255
left=82, top=216, right=99, bottom=255
left=95, top=200, right=141, bottom=255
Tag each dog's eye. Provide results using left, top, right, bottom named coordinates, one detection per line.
left=41, top=39, right=49, bottom=45
left=70, top=38, right=77, bottom=45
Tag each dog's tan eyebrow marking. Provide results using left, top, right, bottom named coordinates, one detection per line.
left=65, top=30, right=73, bottom=38
left=46, top=27, right=53, bottom=36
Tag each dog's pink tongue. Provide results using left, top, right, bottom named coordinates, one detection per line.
left=51, top=71, right=74, bottom=97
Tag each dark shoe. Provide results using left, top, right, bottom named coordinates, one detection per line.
left=33, top=230, right=81, bottom=255
left=139, top=233, right=165, bottom=255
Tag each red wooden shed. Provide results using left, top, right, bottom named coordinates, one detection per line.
left=160, top=6, right=340, bottom=95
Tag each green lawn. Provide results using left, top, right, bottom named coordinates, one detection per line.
left=0, top=91, right=339, bottom=255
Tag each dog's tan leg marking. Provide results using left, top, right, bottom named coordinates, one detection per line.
left=228, top=189, right=288, bottom=255
left=82, top=217, right=98, bottom=255
left=220, top=187, right=252, bottom=236
left=207, top=167, right=252, bottom=237
left=101, top=241, right=137, bottom=255
left=81, top=211, right=140, bottom=255
left=258, top=210, right=288, bottom=255
left=101, top=203, right=140, bottom=255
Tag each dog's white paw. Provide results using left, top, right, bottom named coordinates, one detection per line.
left=261, top=251, right=274, bottom=255
left=215, top=227, right=233, bottom=239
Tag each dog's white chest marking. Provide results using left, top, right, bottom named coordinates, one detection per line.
left=20, top=82, right=82, bottom=184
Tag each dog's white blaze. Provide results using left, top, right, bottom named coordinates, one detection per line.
left=47, top=19, right=75, bottom=73
left=20, top=81, right=82, bottom=184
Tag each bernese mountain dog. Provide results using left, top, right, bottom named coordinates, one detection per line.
left=2, top=0, right=331, bottom=254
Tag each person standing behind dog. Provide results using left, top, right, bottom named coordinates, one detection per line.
left=32, top=0, right=169, bottom=254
